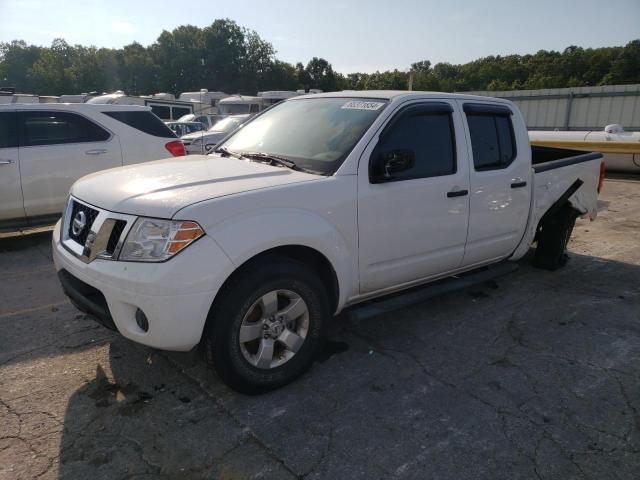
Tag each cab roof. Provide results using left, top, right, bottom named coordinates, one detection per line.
left=296, top=90, right=512, bottom=105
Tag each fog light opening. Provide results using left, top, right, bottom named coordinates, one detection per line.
left=135, top=309, right=149, bottom=332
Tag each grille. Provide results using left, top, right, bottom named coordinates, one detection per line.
left=67, top=201, right=99, bottom=246
left=105, top=220, right=127, bottom=255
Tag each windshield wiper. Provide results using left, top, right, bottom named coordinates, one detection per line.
left=240, top=152, right=299, bottom=170
left=215, top=146, right=245, bottom=160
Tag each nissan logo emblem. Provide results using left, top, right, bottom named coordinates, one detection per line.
left=72, top=211, right=87, bottom=236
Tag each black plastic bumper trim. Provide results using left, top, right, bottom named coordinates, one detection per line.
left=57, top=270, right=117, bottom=331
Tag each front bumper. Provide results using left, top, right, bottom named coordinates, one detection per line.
left=53, top=220, right=234, bottom=351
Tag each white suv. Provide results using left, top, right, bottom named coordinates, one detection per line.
left=0, top=104, right=185, bottom=230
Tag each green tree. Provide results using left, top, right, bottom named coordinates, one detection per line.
left=606, top=40, right=640, bottom=84
left=0, top=25, right=637, bottom=95
left=151, top=25, right=205, bottom=94
left=117, top=42, right=159, bottom=95
left=240, top=29, right=276, bottom=93
left=304, top=57, right=338, bottom=91
left=0, top=40, right=43, bottom=93
left=364, top=70, right=408, bottom=90
left=30, top=39, right=75, bottom=94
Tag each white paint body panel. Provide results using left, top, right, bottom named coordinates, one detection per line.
left=51, top=91, right=601, bottom=351
left=20, top=137, right=122, bottom=217
left=0, top=103, right=179, bottom=225
left=71, top=155, right=321, bottom=218
left=460, top=101, right=532, bottom=266
left=0, top=107, right=23, bottom=221
left=357, top=99, right=470, bottom=293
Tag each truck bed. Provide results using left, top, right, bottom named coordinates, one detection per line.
left=532, top=145, right=602, bottom=172
left=510, top=146, right=604, bottom=261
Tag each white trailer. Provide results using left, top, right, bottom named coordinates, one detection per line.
left=530, top=124, right=640, bottom=173
left=87, top=91, right=195, bottom=121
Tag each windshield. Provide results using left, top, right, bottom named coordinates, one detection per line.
left=219, top=97, right=387, bottom=175
left=210, top=117, right=243, bottom=133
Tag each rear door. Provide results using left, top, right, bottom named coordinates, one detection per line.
left=460, top=102, right=531, bottom=266
left=358, top=100, right=470, bottom=293
left=18, top=110, right=122, bottom=219
left=0, top=110, right=24, bottom=226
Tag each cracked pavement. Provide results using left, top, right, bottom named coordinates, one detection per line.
left=1, top=177, right=639, bottom=479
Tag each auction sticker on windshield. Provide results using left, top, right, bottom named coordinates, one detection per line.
left=341, top=100, right=386, bottom=111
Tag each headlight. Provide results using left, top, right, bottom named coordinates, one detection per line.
left=119, top=218, right=204, bottom=262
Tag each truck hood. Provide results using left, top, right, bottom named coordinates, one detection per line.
left=71, top=155, right=320, bottom=218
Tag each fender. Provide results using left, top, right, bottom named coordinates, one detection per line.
left=205, top=208, right=357, bottom=312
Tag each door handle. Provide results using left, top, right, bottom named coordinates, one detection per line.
left=511, top=180, right=527, bottom=188
left=0, top=159, right=15, bottom=165
left=85, top=149, right=108, bottom=155
left=447, top=189, right=469, bottom=198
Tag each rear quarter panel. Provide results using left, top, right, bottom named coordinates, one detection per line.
left=96, top=112, right=174, bottom=164
left=511, top=157, right=601, bottom=260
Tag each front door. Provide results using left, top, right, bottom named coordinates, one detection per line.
left=0, top=110, right=24, bottom=227
left=358, top=101, right=470, bottom=294
left=18, top=110, right=122, bottom=220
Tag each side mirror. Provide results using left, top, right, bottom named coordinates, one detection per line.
left=372, top=149, right=415, bottom=182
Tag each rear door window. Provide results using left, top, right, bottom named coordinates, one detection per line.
left=103, top=111, right=176, bottom=138
left=0, top=112, right=18, bottom=148
left=19, top=111, right=110, bottom=147
left=465, top=106, right=516, bottom=170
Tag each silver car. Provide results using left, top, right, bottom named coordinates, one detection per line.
left=181, top=115, right=250, bottom=154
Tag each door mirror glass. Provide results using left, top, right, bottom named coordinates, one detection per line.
left=373, top=148, right=415, bottom=181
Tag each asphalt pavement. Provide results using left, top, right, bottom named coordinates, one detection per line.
left=1, top=177, right=639, bottom=479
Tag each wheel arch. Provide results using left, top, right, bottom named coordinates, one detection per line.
left=199, top=243, right=342, bottom=348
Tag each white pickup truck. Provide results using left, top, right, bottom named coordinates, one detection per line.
left=53, top=91, right=604, bottom=393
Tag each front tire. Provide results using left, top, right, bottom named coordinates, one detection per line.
left=202, top=257, right=329, bottom=394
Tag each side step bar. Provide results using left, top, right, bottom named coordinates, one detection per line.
left=346, top=262, right=519, bottom=322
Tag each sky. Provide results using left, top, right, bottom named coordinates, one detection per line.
left=1, top=0, right=639, bottom=73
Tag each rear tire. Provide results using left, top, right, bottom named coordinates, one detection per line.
left=202, top=257, right=329, bottom=394
left=533, top=205, right=579, bottom=271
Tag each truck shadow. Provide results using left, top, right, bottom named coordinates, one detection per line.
left=54, top=251, right=640, bottom=478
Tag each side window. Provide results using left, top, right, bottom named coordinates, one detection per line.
left=371, top=105, right=456, bottom=182
left=150, top=105, right=170, bottom=120
left=466, top=110, right=516, bottom=170
left=20, top=111, right=110, bottom=147
left=0, top=112, right=18, bottom=148
left=103, top=111, right=176, bottom=138
left=172, top=107, right=191, bottom=119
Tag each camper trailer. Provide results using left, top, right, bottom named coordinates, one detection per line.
left=87, top=91, right=195, bottom=121
left=257, top=91, right=302, bottom=107
left=178, top=89, right=228, bottom=115
left=218, top=95, right=263, bottom=115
